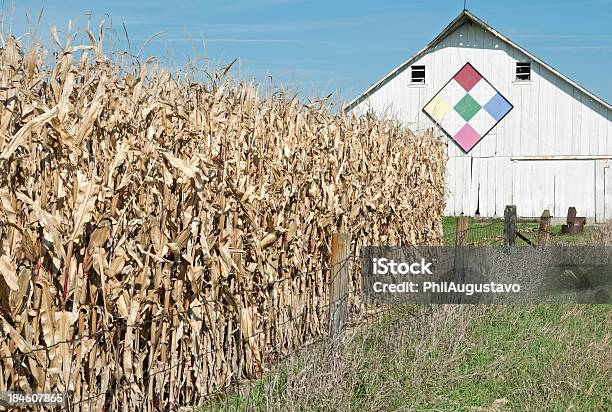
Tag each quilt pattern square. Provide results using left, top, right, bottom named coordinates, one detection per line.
left=423, top=63, right=513, bottom=153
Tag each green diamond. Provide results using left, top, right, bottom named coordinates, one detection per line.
left=454, top=94, right=481, bottom=121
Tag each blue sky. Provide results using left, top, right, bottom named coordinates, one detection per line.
left=6, top=0, right=612, bottom=103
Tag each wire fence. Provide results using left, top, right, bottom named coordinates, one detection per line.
left=5, top=210, right=589, bottom=410
left=457, top=220, right=504, bottom=246
left=446, top=214, right=580, bottom=248
left=0, top=252, right=374, bottom=411
left=67, top=294, right=353, bottom=411
left=196, top=303, right=435, bottom=412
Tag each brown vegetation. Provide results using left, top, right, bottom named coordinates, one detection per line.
left=0, top=31, right=445, bottom=410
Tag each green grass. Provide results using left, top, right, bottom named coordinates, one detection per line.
left=198, top=223, right=611, bottom=411
left=442, top=216, right=596, bottom=246
left=200, top=305, right=611, bottom=411
left=437, top=305, right=611, bottom=411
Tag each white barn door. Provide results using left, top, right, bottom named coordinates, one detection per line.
left=596, top=159, right=612, bottom=223
left=514, top=160, right=596, bottom=218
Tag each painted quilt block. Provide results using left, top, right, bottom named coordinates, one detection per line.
left=423, top=62, right=513, bottom=153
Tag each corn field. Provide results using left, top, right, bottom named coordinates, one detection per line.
left=0, top=31, right=446, bottom=411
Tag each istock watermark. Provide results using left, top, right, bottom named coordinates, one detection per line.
left=361, top=246, right=612, bottom=304
left=372, top=258, right=433, bottom=275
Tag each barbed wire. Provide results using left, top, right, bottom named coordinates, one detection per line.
left=451, top=218, right=576, bottom=246
left=0, top=248, right=438, bottom=411
left=0, top=291, right=352, bottom=411
left=67, top=293, right=351, bottom=410
left=3, top=233, right=537, bottom=410
left=0, top=252, right=359, bottom=411
left=0, top=253, right=356, bottom=366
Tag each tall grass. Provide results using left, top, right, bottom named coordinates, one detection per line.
left=202, top=305, right=611, bottom=411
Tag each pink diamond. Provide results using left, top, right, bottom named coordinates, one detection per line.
left=454, top=124, right=481, bottom=152
left=454, top=63, right=482, bottom=92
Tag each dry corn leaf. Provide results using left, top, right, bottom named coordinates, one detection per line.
left=0, top=255, right=18, bottom=291
left=70, top=172, right=100, bottom=242
left=0, top=106, right=58, bottom=159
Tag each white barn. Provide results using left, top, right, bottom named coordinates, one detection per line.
left=346, top=10, right=612, bottom=221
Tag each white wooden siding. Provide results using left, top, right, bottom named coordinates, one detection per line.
left=514, top=160, right=595, bottom=218
left=352, top=22, right=612, bottom=220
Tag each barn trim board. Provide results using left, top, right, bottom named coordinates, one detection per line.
left=346, top=10, right=612, bottom=221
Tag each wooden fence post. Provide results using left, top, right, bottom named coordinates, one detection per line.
left=456, top=216, right=469, bottom=246
left=538, top=209, right=551, bottom=245
left=504, top=205, right=517, bottom=247
left=329, top=232, right=350, bottom=336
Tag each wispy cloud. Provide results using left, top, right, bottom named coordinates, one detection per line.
left=544, top=45, right=612, bottom=50
left=132, top=37, right=326, bottom=44
left=491, top=0, right=612, bottom=13
left=515, top=34, right=612, bottom=40
left=127, top=9, right=434, bottom=38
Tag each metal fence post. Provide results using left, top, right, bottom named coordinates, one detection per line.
left=504, top=205, right=517, bottom=247
left=329, top=232, right=350, bottom=336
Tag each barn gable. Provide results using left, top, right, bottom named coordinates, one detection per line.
left=346, top=10, right=612, bottom=221
left=345, top=10, right=611, bottom=114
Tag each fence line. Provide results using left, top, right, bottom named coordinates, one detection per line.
left=450, top=206, right=580, bottom=248
left=196, top=303, right=437, bottom=411
left=1, top=252, right=359, bottom=411
left=68, top=292, right=353, bottom=411
left=1, top=254, right=355, bottom=365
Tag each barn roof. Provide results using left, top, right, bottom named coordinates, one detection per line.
left=344, top=10, right=612, bottom=112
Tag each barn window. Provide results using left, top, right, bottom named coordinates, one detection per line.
left=411, top=65, right=426, bottom=83
left=515, top=62, right=531, bottom=81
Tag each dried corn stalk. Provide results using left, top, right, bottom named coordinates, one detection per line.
left=0, top=32, right=445, bottom=411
